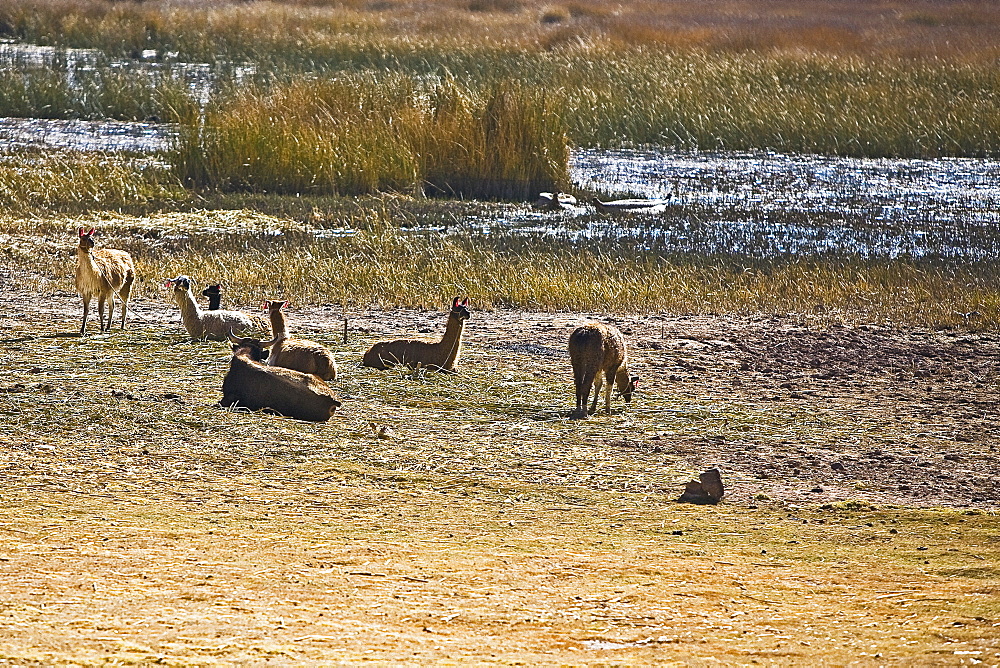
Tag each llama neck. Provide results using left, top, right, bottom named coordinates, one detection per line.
left=615, top=358, right=631, bottom=391
left=77, top=247, right=99, bottom=276
left=438, top=313, right=466, bottom=366
left=207, top=294, right=222, bottom=310
left=174, top=288, right=204, bottom=333
left=269, top=309, right=287, bottom=338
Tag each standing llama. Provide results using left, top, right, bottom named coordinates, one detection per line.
left=362, top=297, right=470, bottom=373
left=75, top=227, right=135, bottom=336
left=568, top=322, right=638, bottom=419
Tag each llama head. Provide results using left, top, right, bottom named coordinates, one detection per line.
left=450, top=296, right=471, bottom=321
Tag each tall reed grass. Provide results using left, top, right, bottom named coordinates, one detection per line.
left=555, top=48, right=1000, bottom=156
left=3, top=1, right=1000, bottom=158
left=171, top=76, right=569, bottom=199
left=0, top=64, right=198, bottom=122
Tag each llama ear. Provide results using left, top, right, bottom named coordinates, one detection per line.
left=78, top=227, right=85, bottom=237
left=262, top=301, right=269, bottom=311
left=283, top=300, right=290, bottom=309
left=461, top=297, right=469, bottom=306
left=452, top=296, right=461, bottom=307
left=88, top=227, right=96, bottom=236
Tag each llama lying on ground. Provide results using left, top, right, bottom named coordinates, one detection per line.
left=568, top=322, right=638, bottom=419
left=362, top=297, right=470, bottom=373
left=166, top=275, right=257, bottom=341
left=75, top=227, right=135, bottom=336
left=202, top=283, right=222, bottom=310
left=221, top=338, right=341, bottom=422
left=247, top=300, right=339, bottom=381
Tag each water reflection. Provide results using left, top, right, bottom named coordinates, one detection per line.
left=0, top=111, right=996, bottom=261
left=563, top=149, right=1000, bottom=261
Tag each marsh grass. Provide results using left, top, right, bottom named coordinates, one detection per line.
left=7, top=208, right=996, bottom=330
left=172, top=76, right=569, bottom=198
left=0, top=63, right=198, bottom=122
left=3, top=1, right=1000, bottom=158
left=0, top=150, right=186, bottom=213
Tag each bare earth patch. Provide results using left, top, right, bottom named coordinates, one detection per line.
left=1, top=289, right=998, bottom=664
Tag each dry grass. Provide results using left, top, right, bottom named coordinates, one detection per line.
left=3, top=208, right=996, bottom=330
left=3, top=0, right=1000, bottom=61
left=173, top=76, right=569, bottom=199
left=0, top=150, right=185, bottom=213
left=0, top=297, right=998, bottom=663
left=3, top=1, right=1000, bottom=157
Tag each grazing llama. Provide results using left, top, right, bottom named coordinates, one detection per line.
left=362, top=297, right=470, bottom=373
left=568, top=322, right=638, bottom=419
left=75, top=227, right=135, bottom=336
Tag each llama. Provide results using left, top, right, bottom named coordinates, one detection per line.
left=362, top=297, right=470, bottom=373
left=259, top=300, right=338, bottom=381
left=221, top=340, right=341, bottom=422
left=75, top=227, right=135, bottom=336
left=166, top=275, right=256, bottom=341
left=568, top=322, right=638, bottom=419
left=202, top=283, right=222, bottom=310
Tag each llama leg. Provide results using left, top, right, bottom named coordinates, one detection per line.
left=106, top=295, right=116, bottom=332
left=604, top=368, right=617, bottom=413
left=80, top=297, right=91, bottom=336
left=97, top=295, right=108, bottom=331
left=573, top=375, right=590, bottom=419
left=590, top=375, right=603, bottom=415
left=119, top=275, right=133, bottom=330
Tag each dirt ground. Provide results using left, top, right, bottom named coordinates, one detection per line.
left=7, top=287, right=1000, bottom=510
left=1, top=287, right=999, bottom=665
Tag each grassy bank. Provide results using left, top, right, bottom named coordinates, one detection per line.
left=4, top=208, right=997, bottom=330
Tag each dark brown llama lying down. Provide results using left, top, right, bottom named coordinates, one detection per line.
left=362, top=297, right=470, bottom=372
left=221, top=340, right=341, bottom=422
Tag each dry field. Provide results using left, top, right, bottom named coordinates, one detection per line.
left=1, top=282, right=998, bottom=665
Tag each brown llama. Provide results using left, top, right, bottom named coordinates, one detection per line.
left=74, top=227, right=135, bottom=336
left=568, top=322, right=638, bottom=419
left=259, top=300, right=338, bottom=381
left=362, top=297, right=470, bottom=373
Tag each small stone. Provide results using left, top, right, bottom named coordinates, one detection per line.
left=677, top=467, right=725, bottom=505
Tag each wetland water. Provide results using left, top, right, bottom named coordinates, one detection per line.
left=2, top=117, right=998, bottom=261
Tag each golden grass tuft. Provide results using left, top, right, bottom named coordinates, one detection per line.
left=172, top=76, right=569, bottom=199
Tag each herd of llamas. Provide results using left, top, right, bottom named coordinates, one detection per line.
left=74, top=226, right=638, bottom=422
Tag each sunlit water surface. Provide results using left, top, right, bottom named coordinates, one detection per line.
left=2, top=115, right=997, bottom=261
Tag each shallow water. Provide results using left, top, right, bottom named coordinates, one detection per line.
left=0, top=117, right=173, bottom=153
left=543, top=149, right=1000, bottom=261
left=1, top=112, right=996, bottom=261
